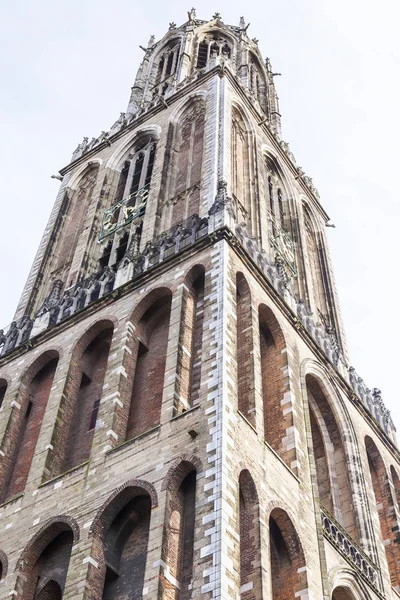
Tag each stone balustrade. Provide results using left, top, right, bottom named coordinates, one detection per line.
left=320, top=506, right=382, bottom=594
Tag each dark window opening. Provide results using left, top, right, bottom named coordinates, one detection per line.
left=26, top=398, right=33, bottom=419
left=130, top=153, right=145, bottom=196
left=210, top=42, right=219, bottom=56
left=166, top=52, right=174, bottom=76
left=115, top=162, right=130, bottom=204
left=268, top=176, right=274, bottom=214
left=88, top=399, right=100, bottom=431
left=197, top=41, right=208, bottom=68
left=144, top=144, right=156, bottom=188
left=222, top=43, right=231, bottom=58
left=0, top=383, right=6, bottom=408
left=99, top=242, right=112, bottom=269
left=116, top=233, right=129, bottom=263
left=156, top=57, right=165, bottom=85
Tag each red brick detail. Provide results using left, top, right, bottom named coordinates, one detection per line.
left=307, top=375, right=358, bottom=541
left=90, top=480, right=158, bottom=538
left=36, top=579, right=62, bottom=600
left=15, top=517, right=77, bottom=600
left=391, top=466, right=400, bottom=514
left=269, top=508, right=308, bottom=600
left=365, top=436, right=400, bottom=588
left=126, top=296, right=171, bottom=440
left=62, top=328, right=112, bottom=472
left=236, top=274, right=255, bottom=427
left=102, top=495, right=151, bottom=600
left=87, top=484, right=155, bottom=600
left=2, top=356, right=58, bottom=501
left=0, top=378, right=7, bottom=408
left=258, top=305, right=292, bottom=466
left=160, top=461, right=197, bottom=600
left=161, top=455, right=203, bottom=492
left=239, top=470, right=262, bottom=600
left=175, top=267, right=205, bottom=414
left=47, top=321, right=114, bottom=479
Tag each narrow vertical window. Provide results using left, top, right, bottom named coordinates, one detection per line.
left=277, top=188, right=284, bottom=227
left=0, top=379, right=8, bottom=408
left=88, top=399, right=100, bottom=431
left=197, top=41, right=208, bottom=68
left=268, top=176, right=274, bottom=214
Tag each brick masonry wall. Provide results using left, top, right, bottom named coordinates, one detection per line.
left=0, top=61, right=399, bottom=600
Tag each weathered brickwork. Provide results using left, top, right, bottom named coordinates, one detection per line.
left=0, top=11, right=399, bottom=600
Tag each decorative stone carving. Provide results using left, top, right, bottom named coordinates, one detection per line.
left=348, top=368, right=396, bottom=442
left=37, top=279, right=64, bottom=317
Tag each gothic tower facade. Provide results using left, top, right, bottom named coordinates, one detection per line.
left=0, top=11, right=399, bottom=600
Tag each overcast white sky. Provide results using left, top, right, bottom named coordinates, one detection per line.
left=1, top=0, right=399, bottom=432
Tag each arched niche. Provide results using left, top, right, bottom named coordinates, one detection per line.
left=88, top=482, right=157, bottom=600
left=126, top=289, right=172, bottom=440
left=258, top=305, right=293, bottom=466
left=174, top=265, right=205, bottom=415
left=303, top=203, right=329, bottom=321
left=159, top=98, right=206, bottom=230
left=160, top=460, right=198, bottom=599
left=239, top=470, right=262, bottom=598
left=236, top=273, right=255, bottom=426
left=55, top=165, right=100, bottom=286
left=306, top=374, right=359, bottom=541
left=231, top=106, right=254, bottom=232
left=269, top=508, right=308, bottom=600
left=47, top=320, right=114, bottom=479
left=2, top=351, right=59, bottom=502
left=365, top=436, right=400, bottom=589
left=15, top=517, right=78, bottom=600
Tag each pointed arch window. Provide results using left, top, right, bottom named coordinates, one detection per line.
left=154, top=41, right=180, bottom=96
left=169, top=101, right=206, bottom=227
left=196, top=37, right=231, bottom=69
left=119, top=139, right=156, bottom=203
left=304, top=209, right=328, bottom=319
left=232, top=107, right=252, bottom=227
left=197, top=41, right=209, bottom=68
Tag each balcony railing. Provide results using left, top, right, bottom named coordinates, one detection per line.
left=320, top=505, right=381, bottom=593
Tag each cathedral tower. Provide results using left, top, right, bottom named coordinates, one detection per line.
left=0, top=10, right=399, bottom=600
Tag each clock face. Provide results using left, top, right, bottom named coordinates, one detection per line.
left=272, top=230, right=297, bottom=277
left=99, top=187, right=149, bottom=241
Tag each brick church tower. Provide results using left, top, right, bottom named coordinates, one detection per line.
left=0, top=10, right=399, bottom=600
